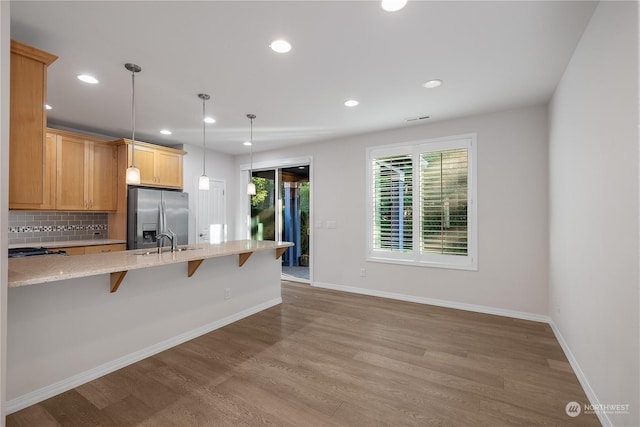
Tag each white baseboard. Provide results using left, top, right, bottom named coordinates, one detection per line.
left=6, top=297, right=282, bottom=415
left=312, top=281, right=549, bottom=323
left=313, top=281, right=610, bottom=426
left=548, top=319, right=611, bottom=427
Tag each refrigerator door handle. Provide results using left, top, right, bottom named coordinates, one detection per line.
left=159, top=201, right=166, bottom=234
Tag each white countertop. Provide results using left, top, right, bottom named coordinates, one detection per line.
left=8, top=240, right=293, bottom=288
left=8, top=239, right=126, bottom=250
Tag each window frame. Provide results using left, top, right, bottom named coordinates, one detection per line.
left=366, top=134, right=478, bottom=271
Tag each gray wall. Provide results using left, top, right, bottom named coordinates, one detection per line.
left=239, top=104, right=550, bottom=316
left=549, top=2, right=639, bottom=425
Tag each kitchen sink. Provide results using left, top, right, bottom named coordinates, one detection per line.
left=173, top=247, right=199, bottom=252
left=134, top=247, right=200, bottom=256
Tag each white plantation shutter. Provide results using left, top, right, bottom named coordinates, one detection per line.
left=367, top=135, right=476, bottom=270
left=420, top=148, right=468, bottom=256
left=371, top=154, right=413, bottom=252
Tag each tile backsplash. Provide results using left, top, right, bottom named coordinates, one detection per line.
left=9, top=212, right=108, bottom=245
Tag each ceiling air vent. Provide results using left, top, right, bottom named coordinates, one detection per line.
left=406, top=115, right=430, bottom=122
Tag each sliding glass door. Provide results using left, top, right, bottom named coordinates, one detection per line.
left=249, top=170, right=276, bottom=241
left=248, top=164, right=310, bottom=282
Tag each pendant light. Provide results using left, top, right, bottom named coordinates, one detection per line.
left=198, top=93, right=210, bottom=190
left=125, top=63, right=141, bottom=185
left=246, top=114, right=257, bottom=195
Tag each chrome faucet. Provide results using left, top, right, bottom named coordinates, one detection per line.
left=157, top=229, right=177, bottom=253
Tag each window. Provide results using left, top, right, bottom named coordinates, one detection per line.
left=367, top=135, right=477, bottom=270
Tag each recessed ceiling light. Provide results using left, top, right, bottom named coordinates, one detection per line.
left=160, top=129, right=172, bottom=135
left=77, top=74, right=99, bottom=84
left=381, top=0, right=407, bottom=12
left=45, top=104, right=52, bottom=110
left=270, top=39, right=292, bottom=53
left=243, top=141, right=252, bottom=146
left=344, top=99, right=359, bottom=107
left=204, top=117, right=216, bottom=124
left=423, top=79, right=442, bottom=89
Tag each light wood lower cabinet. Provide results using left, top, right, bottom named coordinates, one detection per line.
left=57, top=244, right=126, bottom=256
left=54, top=131, right=117, bottom=211
left=55, top=246, right=85, bottom=256
left=84, top=244, right=126, bottom=254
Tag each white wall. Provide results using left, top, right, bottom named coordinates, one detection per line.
left=1, top=2, right=10, bottom=424
left=182, top=145, right=237, bottom=243
left=240, top=105, right=550, bottom=316
left=549, top=2, right=639, bottom=426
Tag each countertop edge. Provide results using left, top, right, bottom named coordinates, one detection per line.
left=8, top=240, right=294, bottom=288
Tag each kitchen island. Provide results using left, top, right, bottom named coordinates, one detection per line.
left=6, top=240, right=293, bottom=414
left=9, top=240, right=293, bottom=290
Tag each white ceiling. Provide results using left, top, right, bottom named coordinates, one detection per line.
left=10, top=1, right=597, bottom=155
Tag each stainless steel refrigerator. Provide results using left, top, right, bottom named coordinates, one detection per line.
left=127, top=188, right=189, bottom=250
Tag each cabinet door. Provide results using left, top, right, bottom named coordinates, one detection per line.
left=89, top=142, right=117, bottom=211
left=156, top=151, right=183, bottom=188
left=56, top=246, right=85, bottom=256
left=131, top=145, right=156, bottom=185
left=84, top=244, right=126, bottom=254
left=9, top=41, right=57, bottom=209
left=41, top=133, right=57, bottom=210
left=56, top=134, right=88, bottom=210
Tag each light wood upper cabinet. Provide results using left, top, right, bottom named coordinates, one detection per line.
left=54, top=131, right=117, bottom=211
left=119, top=139, right=185, bottom=189
left=91, top=142, right=118, bottom=210
left=155, top=150, right=183, bottom=188
left=132, top=144, right=156, bottom=185
left=55, top=133, right=86, bottom=210
left=9, top=40, right=57, bottom=210
left=107, top=139, right=185, bottom=241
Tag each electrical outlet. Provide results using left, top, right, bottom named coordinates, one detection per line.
left=224, top=288, right=231, bottom=300
left=360, top=268, right=366, bottom=277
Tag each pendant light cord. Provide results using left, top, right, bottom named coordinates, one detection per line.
left=249, top=116, right=253, bottom=176
left=131, top=70, right=136, bottom=143
left=130, top=66, right=137, bottom=168
left=202, top=96, right=206, bottom=174
left=131, top=70, right=135, bottom=166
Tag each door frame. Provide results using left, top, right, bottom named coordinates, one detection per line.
left=239, top=156, right=313, bottom=284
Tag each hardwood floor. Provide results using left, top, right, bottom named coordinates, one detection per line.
left=7, top=281, right=599, bottom=426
